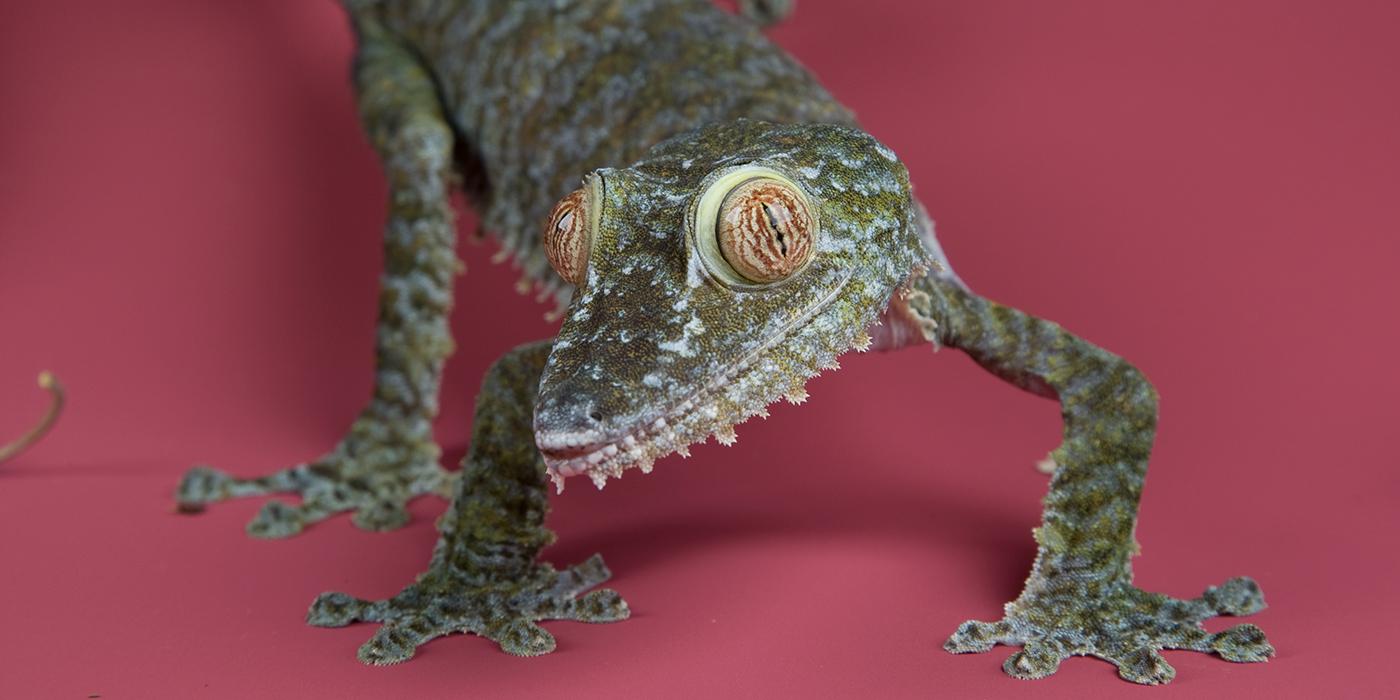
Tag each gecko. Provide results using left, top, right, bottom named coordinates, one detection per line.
left=174, top=0, right=1274, bottom=684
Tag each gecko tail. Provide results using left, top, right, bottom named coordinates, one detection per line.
left=0, top=371, right=65, bottom=465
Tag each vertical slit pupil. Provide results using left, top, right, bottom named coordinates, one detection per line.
left=760, top=202, right=788, bottom=256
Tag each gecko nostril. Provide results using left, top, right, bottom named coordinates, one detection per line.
left=588, top=410, right=604, bottom=422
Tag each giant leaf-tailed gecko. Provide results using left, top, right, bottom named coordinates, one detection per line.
left=175, top=0, right=1273, bottom=684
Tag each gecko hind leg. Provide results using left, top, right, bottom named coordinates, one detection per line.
left=176, top=21, right=461, bottom=538
left=915, top=278, right=1272, bottom=684
left=308, top=341, right=630, bottom=664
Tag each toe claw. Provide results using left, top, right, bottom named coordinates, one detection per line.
left=945, top=620, right=1009, bottom=654
left=1204, top=577, right=1267, bottom=616
left=358, top=624, right=422, bottom=665
left=175, top=500, right=207, bottom=514
left=1212, top=623, right=1274, bottom=663
left=1003, top=642, right=1064, bottom=680
left=1117, top=648, right=1177, bottom=685
left=352, top=499, right=410, bottom=532
left=571, top=588, right=630, bottom=623
left=307, top=591, right=369, bottom=627
left=554, top=553, right=612, bottom=595
left=493, top=619, right=556, bottom=656
left=246, top=500, right=305, bottom=539
left=176, top=465, right=232, bottom=507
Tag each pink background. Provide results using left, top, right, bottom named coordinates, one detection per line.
left=2, top=1, right=1397, bottom=697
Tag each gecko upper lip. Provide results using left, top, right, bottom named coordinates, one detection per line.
left=536, top=413, right=674, bottom=479
left=536, top=423, right=648, bottom=459
left=535, top=425, right=608, bottom=453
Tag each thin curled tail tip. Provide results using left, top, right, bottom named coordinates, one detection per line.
left=0, top=371, right=65, bottom=465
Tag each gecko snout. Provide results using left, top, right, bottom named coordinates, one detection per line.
left=534, top=386, right=611, bottom=455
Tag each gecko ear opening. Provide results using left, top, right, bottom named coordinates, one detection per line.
left=543, top=179, right=599, bottom=286
left=694, top=166, right=817, bottom=287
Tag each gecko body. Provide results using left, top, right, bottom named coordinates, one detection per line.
left=176, top=0, right=1273, bottom=683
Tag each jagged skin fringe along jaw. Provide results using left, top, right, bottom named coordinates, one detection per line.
left=534, top=121, right=927, bottom=491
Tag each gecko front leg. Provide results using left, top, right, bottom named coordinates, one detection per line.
left=176, top=21, right=460, bottom=537
left=913, top=277, right=1273, bottom=684
left=307, top=341, right=629, bottom=664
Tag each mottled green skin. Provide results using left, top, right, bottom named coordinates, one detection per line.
left=175, top=0, right=1272, bottom=682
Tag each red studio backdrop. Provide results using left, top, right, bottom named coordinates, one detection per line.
left=2, top=1, right=1397, bottom=698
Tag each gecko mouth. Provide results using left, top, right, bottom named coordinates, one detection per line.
left=536, top=271, right=863, bottom=493
left=536, top=351, right=786, bottom=494
left=538, top=411, right=677, bottom=485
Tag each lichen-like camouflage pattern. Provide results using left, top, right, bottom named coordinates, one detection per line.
left=175, top=0, right=1273, bottom=683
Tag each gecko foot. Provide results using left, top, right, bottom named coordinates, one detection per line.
left=176, top=438, right=455, bottom=538
left=307, top=553, right=629, bottom=664
left=944, top=576, right=1272, bottom=684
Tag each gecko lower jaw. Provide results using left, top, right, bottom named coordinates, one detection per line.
left=536, top=413, right=676, bottom=488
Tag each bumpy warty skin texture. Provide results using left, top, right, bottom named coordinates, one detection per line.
left=180, top=0, right=1275, bottom=683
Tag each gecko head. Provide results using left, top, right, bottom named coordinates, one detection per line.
left=533, top=120, right=928, bottom=491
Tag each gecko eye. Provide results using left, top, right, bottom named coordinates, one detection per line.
left=717, top=178, right=814, bottom=283
left=543, top=187, right=592, bottom=285
left=694, top=167, right=817, bottom=286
